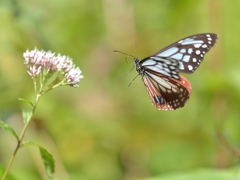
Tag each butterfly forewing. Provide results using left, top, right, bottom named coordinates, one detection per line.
left=143, top=70, right=192, bottom=110
left=140, top=56, right=180, bottom=80
left=152, top=33, right=218, bottom=74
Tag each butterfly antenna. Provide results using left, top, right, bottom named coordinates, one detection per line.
left=114, top=50, right=136, bottom=59
left=124, top=56, right=129, bottom=64
left=128, top=74, right=139, bottom=87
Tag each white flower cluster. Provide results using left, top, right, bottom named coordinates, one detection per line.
left=23, top=48, right=83, bottom=87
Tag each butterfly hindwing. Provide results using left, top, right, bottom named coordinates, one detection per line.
left=142, top=71, right=192, bottom=110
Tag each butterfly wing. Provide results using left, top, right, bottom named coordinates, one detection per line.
left=152, top=33, right=218, bottom=74
left=142, top=70, right=192, bottom=110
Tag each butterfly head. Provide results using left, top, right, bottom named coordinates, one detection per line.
left=134, top=58, right=144, bottom=75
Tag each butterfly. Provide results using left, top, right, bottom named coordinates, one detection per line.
left=115, top=33, right=218, bottom=110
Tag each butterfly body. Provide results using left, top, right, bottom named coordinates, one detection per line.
left=117, top=33, right=218, bottom=110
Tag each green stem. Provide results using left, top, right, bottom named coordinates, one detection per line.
left=1, top=94, right=41, bottom=180
left=43, top=77, right=66, bottom=94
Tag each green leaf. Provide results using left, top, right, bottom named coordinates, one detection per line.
left=0, top=120, right=19, bottom=140
left=22, top=141, right=37, bottom=146
left=22, top=141, right=56, bottom=179
left=39, top=146, right=55, bottom=179
left=18, top=98, right=34, bottom=107
left=22, top=109, right=32, bottom=123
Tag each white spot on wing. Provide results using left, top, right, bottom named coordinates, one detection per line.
left=183, top=55, right=190, bottom=62
left=196, top=50, right=200, bottom=55
left=170, top=53, right=183, bottom=60
left=178, top=62, right=184, bottom=70
left=180, top=49, right=186, bottom=53
left=188, top=48, right=193, bottom=54
left=188, top=65, right=193, bottom=71
left=182, top=40, right=204, bottom=45
left=142, top=60, right=156, bottom=66
left=194, top=44, right=202, bottom=48
left=157, top=47, right=179, bottom=57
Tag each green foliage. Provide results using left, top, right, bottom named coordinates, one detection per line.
left=21, top=109, right=32, bottom=124
left=18, top=98, right=34, bottom=107
left=0, top=120, right=19, bottom=141
left=22, top=141, right=55, bottom=180
left=39, top=147, right=55, bottom=179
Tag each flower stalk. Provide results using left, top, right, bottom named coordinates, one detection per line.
left=1, top=93, right=40, bottom=180
left=1, top=48, right=83, bottom=179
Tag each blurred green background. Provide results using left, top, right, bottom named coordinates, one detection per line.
left=1, top=0, right=240, bottom=179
